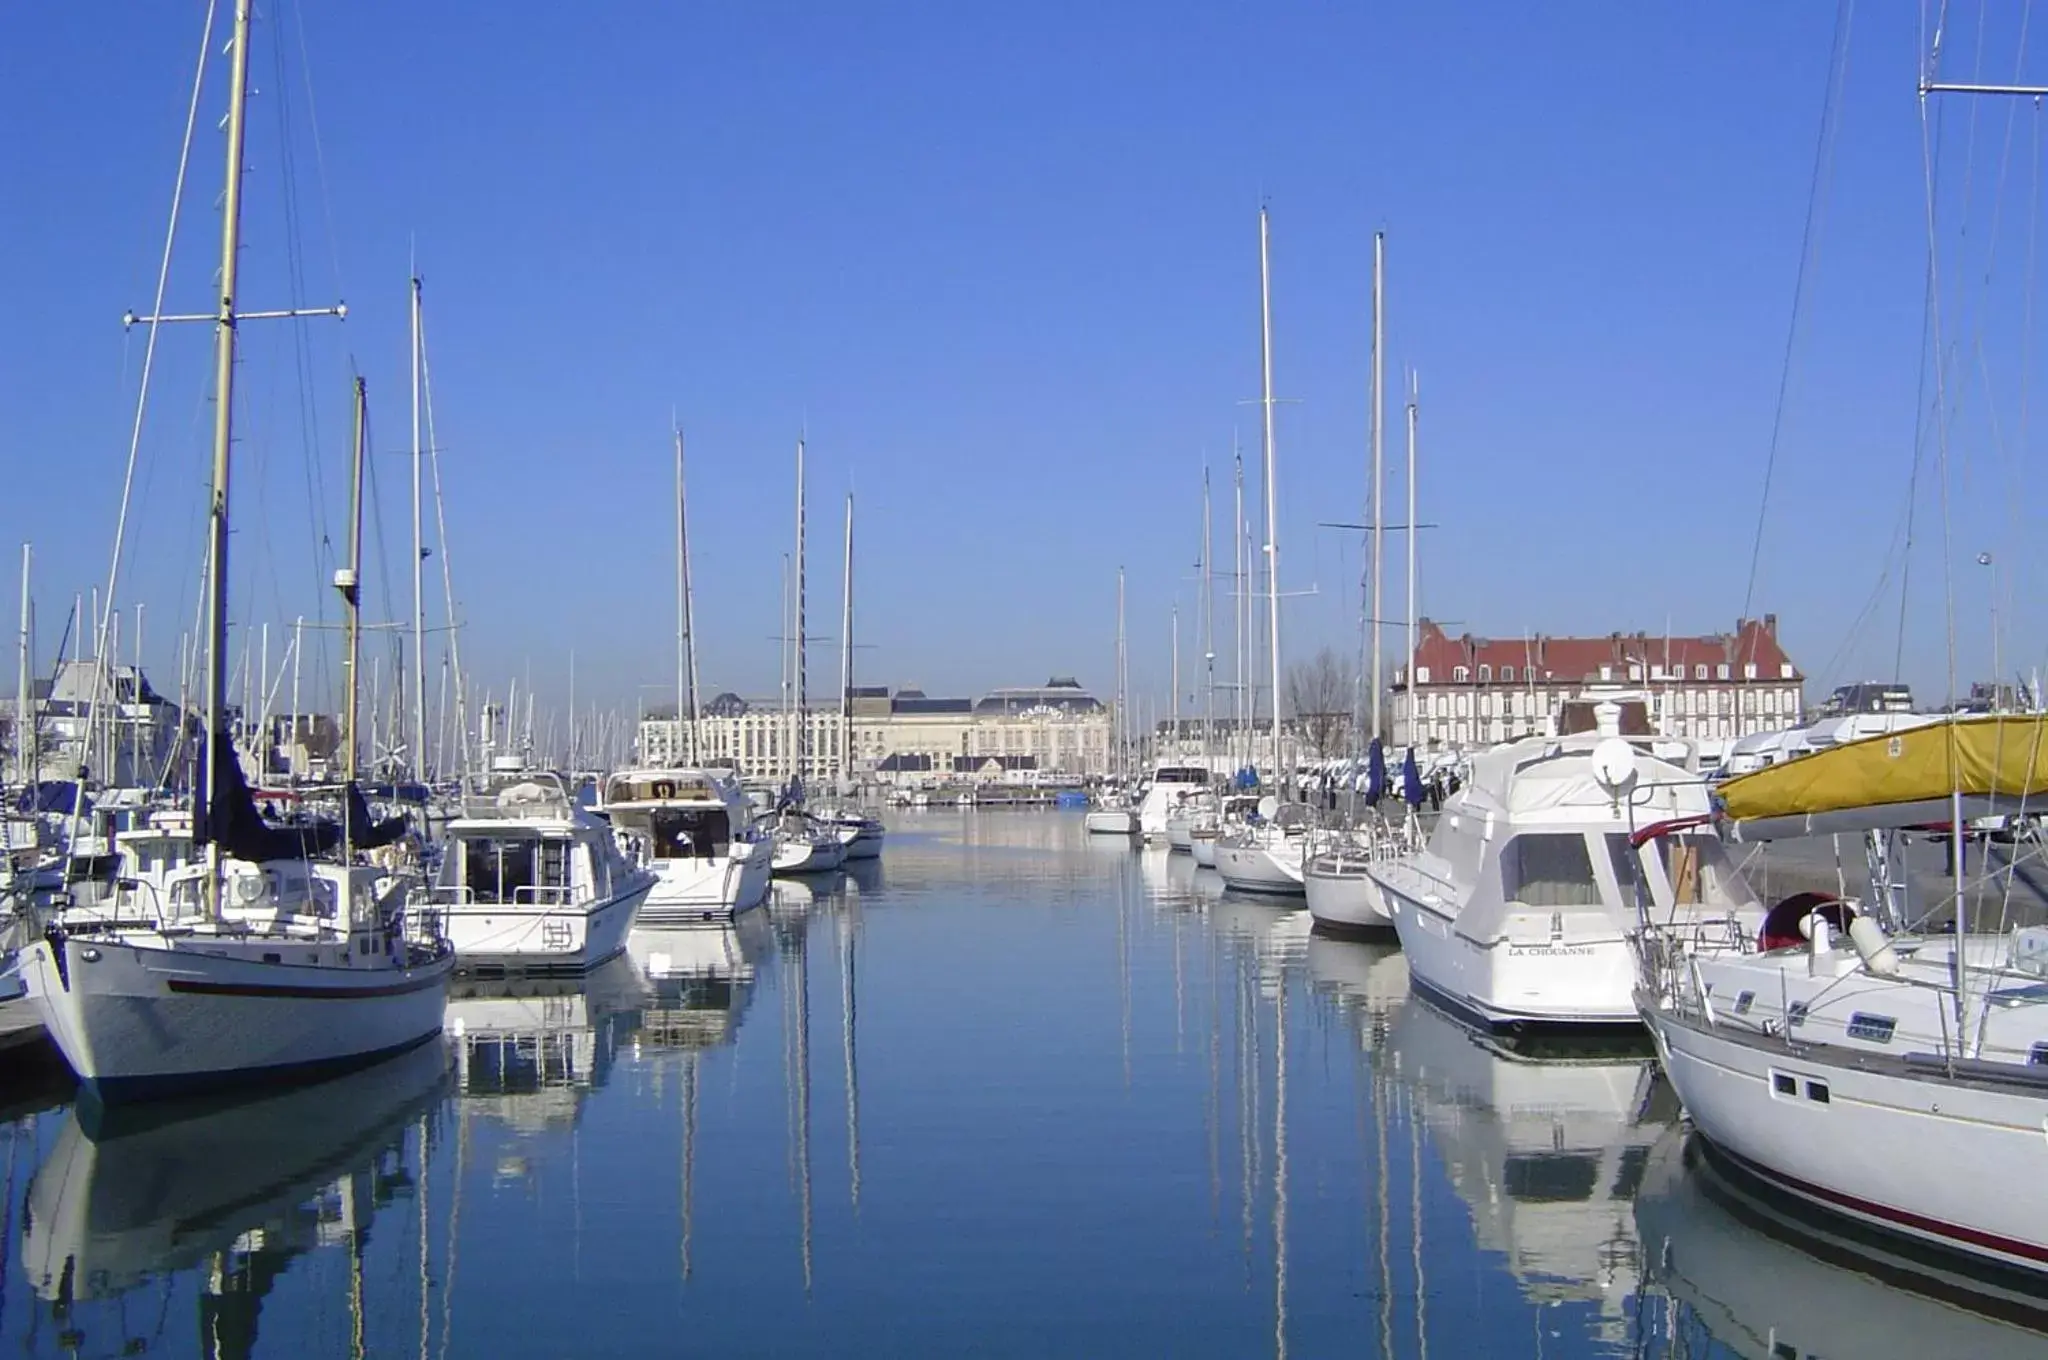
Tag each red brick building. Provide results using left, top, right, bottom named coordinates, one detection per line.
left=1391, top=616, right=1803, bottom=751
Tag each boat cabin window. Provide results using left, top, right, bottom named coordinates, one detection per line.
left=464, top=836, right=537, bottom=904
left=1612, top=832, right=1759, bottom=913
left=1156, top=766, right=1208, bottom=785
left=649, top=806, right=731, bottom=859
left=1500, top=833, right=1603, bottom=907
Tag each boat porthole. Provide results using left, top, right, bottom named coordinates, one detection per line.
left=80, top=948, right=100, bottom=963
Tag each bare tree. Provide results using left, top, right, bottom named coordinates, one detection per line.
left=1286, top=647, right=1353, bottom=760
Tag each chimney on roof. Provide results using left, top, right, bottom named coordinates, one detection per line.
left=1763, top=613, right=1778, bottom=639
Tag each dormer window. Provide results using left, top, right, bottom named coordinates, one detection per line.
left=1416, top=666, right=1430, bottom=684
left=1478, top=664, right=1492, bottom=683
left=1501, top=665, right=1515, bottom=682
left=1694, top=664, right=1708, bottom=681
left=1453, top=666, right=1469, bottom=683
left=1717, top=664, right=1731, bottom=681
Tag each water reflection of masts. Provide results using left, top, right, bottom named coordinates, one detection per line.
left=839, top=900, right=861, bottom=1211
left=1238, top=943, right=1259, bottom=1273
left=1411, top=1084, right=1427, bottom=1360
left=1376, top=1066, right=1392, bottom=1360
left=1272, top=956, right=1288, bottom=1360
left=784, top=911, right=814, bottom=1292
left=681, top=1050, right=699, bottom=1278
left=1118, top=855, right=1132, bottom=1087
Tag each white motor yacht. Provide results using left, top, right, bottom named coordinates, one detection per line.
left=1213, top=799, right=1311, bottom=896
left=601, top=767, right=772, bottom=922
left=1138, top=764, right=1210, bottom=843
left=429, top=764, right=655, bottom=974
left=1371, top=710, right=1758, bottom=1031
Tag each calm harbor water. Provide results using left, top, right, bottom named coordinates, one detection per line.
left=0, top=811, right=2036, bottom=1357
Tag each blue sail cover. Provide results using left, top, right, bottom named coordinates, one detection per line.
left=1402, top=747, right=1426, bottom=808
left=1365, top=740, right=1386, bottom=805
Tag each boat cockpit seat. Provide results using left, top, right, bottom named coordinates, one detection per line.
left=1758, top=890, right=1854, bottom=952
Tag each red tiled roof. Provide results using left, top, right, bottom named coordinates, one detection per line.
left=1406, top=615, right=1798, bottom=686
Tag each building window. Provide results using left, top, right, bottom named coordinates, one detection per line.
left=1501, top=666, right=1515, bottom=683
left=1416, top=666, right=1430, bottom=684
left=1695, top=664, right=1708, bottom=681
left=1743, top=663, right=1758, bottom=680
left=1628, top=664, right=1642, bottom=681
left=1717, top=664, right=1731, bottom=681
left=1478, top=664, right=1492, bottom=683
left=1780, top=663, right=1793, bottom=679
left=1453, top=666, right=1469, bottom=683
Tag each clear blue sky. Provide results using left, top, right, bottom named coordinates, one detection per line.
left=1, top=3, right=2039, bottom=720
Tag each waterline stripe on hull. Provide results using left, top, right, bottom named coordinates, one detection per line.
left=166, top=971, right=448, bottom=1001
left=1699, top=1132, right=2048, bottom=1271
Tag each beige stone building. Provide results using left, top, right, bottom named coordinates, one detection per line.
left=637, top=677, right=1112, bottom=784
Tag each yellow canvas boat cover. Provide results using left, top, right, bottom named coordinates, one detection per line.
left=1717, top=714, right=2048, bottom=839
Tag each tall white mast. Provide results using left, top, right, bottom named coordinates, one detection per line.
left=1406, top=373, right=1419, bottom=749
left=1258, top=206, right=1283, bottom=788
left=198, top=0, right=257, bottom=908
left=1169, top=605, right=1180, bottom=767
left=1232, top=445, right=1246, bottom=774
left=409, top=275, right=427, bottom=779
left=339, top=378, right=368, bottom=848
left=1116, top=568, right=1128, bottom=779
left=675, top=426, right=701, bottom=765
left=15, top=545, right=30, bottom=784
left=1201, top=469, right=1215, bottom=773
left=839, top=492, right=855, bottom=790
left=795, top=437, right=809, bottom=789
left=1370, top=231, right=1386, bottom=745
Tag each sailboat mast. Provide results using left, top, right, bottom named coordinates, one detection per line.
left=1232, top=446, right=1246, bottom=775
left=795, top=437, right=808, bottom=787
left=15, top=545, right=29, bottom=784
left=1201, top=470, right=1214, bottom=773
left=1116, top=568, right=1128, bottom=780
left=674, top=427, right=695, bottom=765
left=1370, top=231, right=1385, bottom=745
left=200, top=0, right=256, bottom=904
left=1170, top=606, right=1180, bottom=767
left=1405, top=373, right=1418, bottom=749
left=410, top=275, right=427, bottom=779
left=341, top=378, right=368, bottom=796
left=839, top=493, right=854, bottom=788
left=1258, top=206, right=1283, bottom=789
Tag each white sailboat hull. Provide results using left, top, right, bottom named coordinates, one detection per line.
left=23, top=933, right=452, bottom=1104
left=1304, top=857, right=1394, bottom=933
left=1214, top=837, right=1305, bottom=896
left=773, top=835, right=845, bottom=875
left=1647, top=1005, right=2048, bottom=1279
left=1190, top=833, right=1218, bottom=868
left=1084, top=809, right=1138, bottom=836
left=639, top=841, right=772, bottom=923
left=438, top=876, right=652, bottom=973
